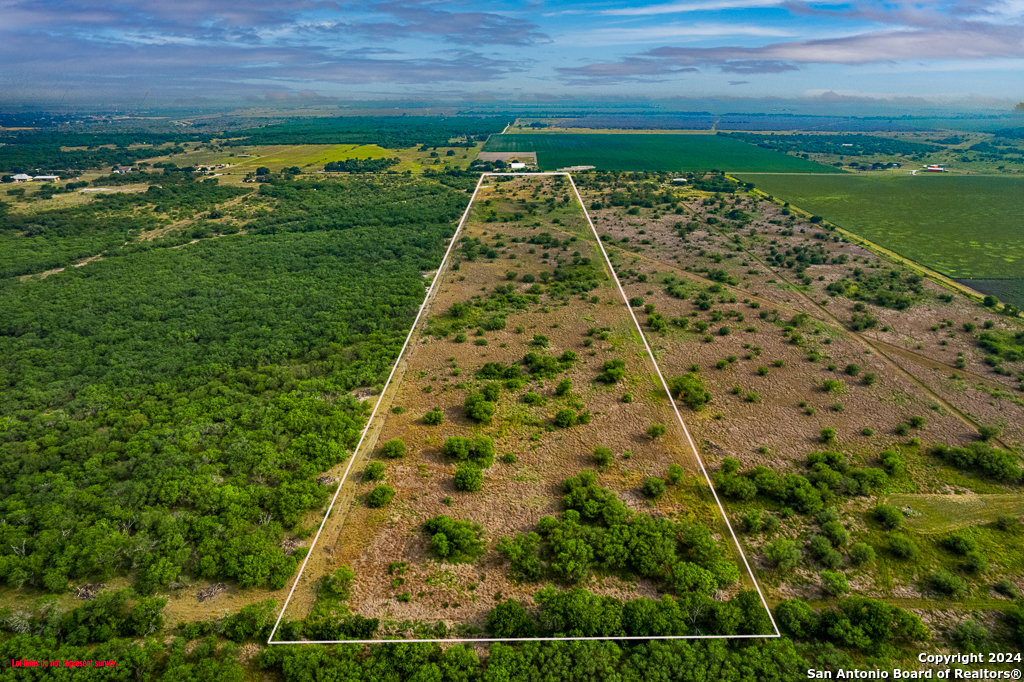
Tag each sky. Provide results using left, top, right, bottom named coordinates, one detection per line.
left=1, top=0, right=1022, bottom=109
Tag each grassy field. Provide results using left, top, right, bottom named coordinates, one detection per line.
left=735, top=173, right=1024, bottom=305
left=144, top=142, right=484, bottom=182
left=882, top=493, right=1024, bottom=533
left=482, top=134, right=842, bottom=173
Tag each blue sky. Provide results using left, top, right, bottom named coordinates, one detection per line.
left=1, top=0, right=1022, bottom=108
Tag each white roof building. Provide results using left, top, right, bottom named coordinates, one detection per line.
left=12, top=173, right=32, bottom=182
left=34, top=175, right=60, bottom=182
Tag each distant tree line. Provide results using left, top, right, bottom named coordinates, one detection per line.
left=324, top=157, right=399, bottom=173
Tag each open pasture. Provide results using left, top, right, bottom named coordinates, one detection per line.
left=482, top=134, right=841, bottom=173
left=145, top=142, right=484, bottom=181
left=883, top=494, right=1024, bottom=533
left=736, top=173, right=1024, bottom=305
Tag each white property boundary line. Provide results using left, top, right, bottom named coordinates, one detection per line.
left=267, top=171, right=778, bottom=644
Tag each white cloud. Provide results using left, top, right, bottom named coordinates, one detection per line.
left=568, top=22, right=796, bottom=45
left=601, top=0, right=785, bottom=16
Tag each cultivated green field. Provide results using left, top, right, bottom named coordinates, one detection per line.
left=736, top=173, right=1024, bottom=305
left=482, top=133, right=841, bottom=173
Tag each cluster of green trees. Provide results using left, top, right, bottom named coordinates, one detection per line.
left=0, top=141, right=184, bottom=174
left=777, top=597, right=928, bottom=651
left=826, top=269, right=925, bottom=310
left=1, top=588, right=166, bottom=646
left=0, top=176, right=467, bottom=593
left=249, top=177, right=468, bottom=234
left=724, top=132, right=943, bottom=158
left=977, top=329, right=1024, bottom=363
left=487, top=586, right=771, bottom=638
left=424, top=516, right=485, bottom=562
left=715, top=452, right=889, bottom=516
left=1, top=175, right=249, bottom=277
left=259, top=637, right=812, bottom=681
left=930, top=442, right=1022, bottom=482
left=224, top=117, right=505, bottom=148
left=495, top=471, right=739, bottom=595
left=324, top=158, right=400, bottom=173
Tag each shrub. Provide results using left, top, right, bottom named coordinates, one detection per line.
left=465, top=392, right=496, bottom=424
left=667, top=464, right=685, bottom=485
left=809, top=536, right=843, bottom=569
left=963, top=551, right=989, bottom=573
left=423, top=409, right=444, bottom=425
left=554, top=409, right=578, bottom=428
left=367, top=485, right=396, bottom=508
left=642, top=477, right=667, bottom=498
left=894, top=422, right=910, bottom=436
left=596, top=359, right=627, bottom=383
left=320, top=565, right=356, bottom=601
left=889, top=536, right=919, bottom=560
left=996, top=515, right=1021, bottom=532
left=593, top=446, right=614, bottom=468
left=880, top=450, right=905, bottom=476
left=757, top=366, right=769, bottom=376
left=862, top=427, right=875, bottom=436
left=874, top=505, right=903, bottom=530
left=454, top=463, right=483, bottom=492
left=951, top=619, right=991, bottom=652
left=629, top=296, right=644, bottom=307
left=364, top=462, right=386, bottom=482
left=523, top=392, right=547, bottom=406
left=821, top=521, right=850, bottom=547
left=977, top=425, right=1001, bottom=441
left=621, top=393, right=633, bottom=403
left=845, top=364, right=861, bottom=376
left=667, top=373, right=712, bottom=411
left=823, top=379, right=845, bottom=394
left=994, top=578, right=1019, bottom=598
left=850, top=543, right=875, bottom=565
left=741, top=509, right=764, bottom=533
left=424, top=516, right=485, bottom=563
left=862, top=372, right=878, bottom=386
left=555, top=379, right=572, bottom=396
left=931, top=441, right=1020, bottom=481
left=821, top=571, right=850, bottom=597
left=928, top=569, right=967, bottom=597
left=486, top=599, right=537, bottom=637
left=776, top=599, right=818, bottom=638
left=647, top=424, right=667, bottom=439
left=443, top=435, right=495, bottom=468
left=908, top=415, right=926, bottom=429
left=821, top=427, right=837, bottom=443
left=940, top=534, right=978, bottom=555
left=380, top=439, right=407, bottom=459
left=765, top=538, right=802, bottom=571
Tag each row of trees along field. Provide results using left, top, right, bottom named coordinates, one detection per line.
left=5, top=589, right=1024, bottom=680
left=0, top=175, right=470, bottom=594
left=0, top=117, right=507, bottom=173
left=722, top=132, right=944, bottom=157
